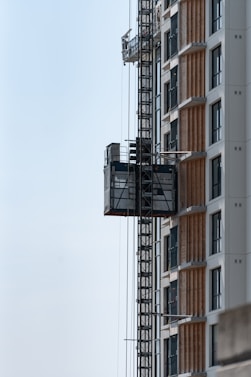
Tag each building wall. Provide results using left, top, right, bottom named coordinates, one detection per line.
left=246, top=0, right=251, bottom=302
left=160, top=0, right=249, bottom=376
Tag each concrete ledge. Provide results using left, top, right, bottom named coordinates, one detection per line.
left=217, top=360, right=251, bottom=377
left=218, top=303, right=251, bottom=365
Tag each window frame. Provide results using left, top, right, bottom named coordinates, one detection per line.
left=211, top=155, right=221, bottom=199
left=164, top=81, right=170, bottom=114
left=164, top=30, right=171, bottom=62
left=169, top=226, right=178, bottom=268
left=211, top=100, right=222, bottom=144
left=163, top=338, right=169, bottom=377
left=212, top=211, right=222, bottom=254
left=163, top=235, right=169, bottom=272
left=170, top=13, right=178, bottom=57
left=169, top=280, right=178, bottom=317
left=163, top=286, right=169, bottom=325
left=170, top=66, right=178, bottom=109
left=211, top=267, right=222, bottom=310
left=212, top=45, right=222, bottom=89
left=169, top=334, right=178, bottom=376
left=212, top=0, right=223, bottom=34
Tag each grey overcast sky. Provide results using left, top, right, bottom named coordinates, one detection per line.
left=0, top=1, right=138, bottom=376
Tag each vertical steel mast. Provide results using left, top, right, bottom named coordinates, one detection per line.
left=137, top=1, right=154, bottom=377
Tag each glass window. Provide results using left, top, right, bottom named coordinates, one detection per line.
left=170, top=119, right=178, bottom=151
left=164, top=0, right=169, bottom=9
left=163, top=287, right=169, bottom=325
left=164, top=132, right=171, bottom=152
left=212, top=155, right=221, bottom=199
left=163, top=235, right=169, bottom=271
left=170, top=335, right=178, bottom=375
left=164, top=31, right=171, bottom=62
left=170, top=66, right=178, bottom=109
left=164, top=335, right=178, bottom=376
left=164, top=120, right=177, bottom=152
left=211, top=267, right=221, bottom=310
left=170, top=13, right=178, bottom=57
left=211, top=324, right=218, bottom=366
left=169, top=280, right=178, bottom=316
left=169, top=226, right=178, bottom=268
left=211, top=100, right=222, bottom=144
left=212, top=211, right=222, bottom=254
left=212, top=0, right=222, bottom=34
left=212, top=45, right=222, bottom=88
left=163, top=338, right=169, bottom=377
left=164, top=82, right=170, bottom=114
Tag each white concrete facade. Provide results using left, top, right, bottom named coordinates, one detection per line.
left=159, top=1, right=251, bottom=376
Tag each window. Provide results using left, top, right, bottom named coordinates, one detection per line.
left=170, top=66, right=178, bottom=109
left=164, top=31, right=171, bottom=62
left=163, top=235, right=169, bottom=272
left=164, top=0, right=169, bottom=9
left=164, top=82, right=170, bottom=114
left=212, top=155, right=221, bottom=199
left=212, top=45, right=222, bottom=88
left=212, top=211, right=222, bottom=254
left=211, top=100, right=222, bottom=144
left=170, top=119, right=178, bottom=151
left=165, top=0, right=177, bottom=7
left=164, top=120, right=177, bottom=152
left=211, top=267, right=221, bottom=310
left=163, top=287, right=169, bottom=325
left=169, top=280, right=178, bottom=317
left=211, top=324, right=218, bottom=366
left=169, top=226, right=178, bottom=268
left=164, top=67, right=178, bottom=113
left=164, top=335, right=178, bottom=376
left=164, top=132, right=171, bottom=152
left=163, top=338, right=169, bottom=377
left=170, top=335, right=178, bottom=375
left=212, top=0, right=222, bottom=34
left=170, top=13, right=178, bottom=57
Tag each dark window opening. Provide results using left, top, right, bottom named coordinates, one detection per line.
left=169, top=280, right=178, bottom=317
left=169, top=226, right=178, bottom=268
left=170, top=13, right=178, bottom=57
left=163, top=235, right=169, bottom=272
left=212, top=211, right=221, bottom=254
left=163, top=287, right=169, bottom=325
left=170, top=335, right=178, bottom=375
left=212, top=0, right=222, bottom=34
left=212, top=45, right=222, bottom=88
left=212, top=155, right=221, bottom=199
left=212, top=267, right=221, bottom=310
left=170, top=66, right=178, bottom=109
left=164, top=31, right=171, bottom=62
left=212, top=100, right=222, bottom=144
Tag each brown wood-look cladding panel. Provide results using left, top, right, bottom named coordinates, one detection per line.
left=179, top=213, right=205, bottom=264
left=179, top=51, right=205, bottom=102
left=179, top=0, right=205, bottom=50
left=179, top=106, right=205, bottom=151
left=179, top=159, right=205, bottom=210
left=179, top=322, right=205, bottom=373
left=179, top=268, right=205, bottom=316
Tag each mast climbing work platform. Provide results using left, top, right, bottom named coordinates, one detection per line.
left=104, top=2, right=176, bottom=377
left=137, top=1, right=154, bottom=377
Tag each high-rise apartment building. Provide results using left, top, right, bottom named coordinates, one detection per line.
left=105, top=0, right=251, bottom=376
